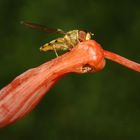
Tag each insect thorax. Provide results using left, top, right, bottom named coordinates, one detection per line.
left=64, top=30, right=79, bottom=47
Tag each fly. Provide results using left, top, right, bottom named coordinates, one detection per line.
left=21, top=21, right=93, bottom=56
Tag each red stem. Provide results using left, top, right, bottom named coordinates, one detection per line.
left=104, top=50, right=140, bottom=72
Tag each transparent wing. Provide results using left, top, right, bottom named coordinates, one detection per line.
left=20, top=21, right=66, bottom=34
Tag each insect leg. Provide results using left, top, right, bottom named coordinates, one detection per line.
left=52, top=46, right=59, bottom=57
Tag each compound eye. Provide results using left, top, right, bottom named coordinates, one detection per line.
left=78, top=30, right=86, bottom=41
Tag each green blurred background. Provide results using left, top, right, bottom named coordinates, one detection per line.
left=0, top=0, right=140, bottom=139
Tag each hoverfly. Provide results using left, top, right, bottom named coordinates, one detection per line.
left=21, top=21, right=93, bottom=56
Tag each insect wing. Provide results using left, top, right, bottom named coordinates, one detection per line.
left=21, top=21, right=66, bottom=34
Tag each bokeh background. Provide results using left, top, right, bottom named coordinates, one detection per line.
left=0, top=0, right=140, bottom=139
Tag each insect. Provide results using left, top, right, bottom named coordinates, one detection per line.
left=21, top=21, right=93, bottom=56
